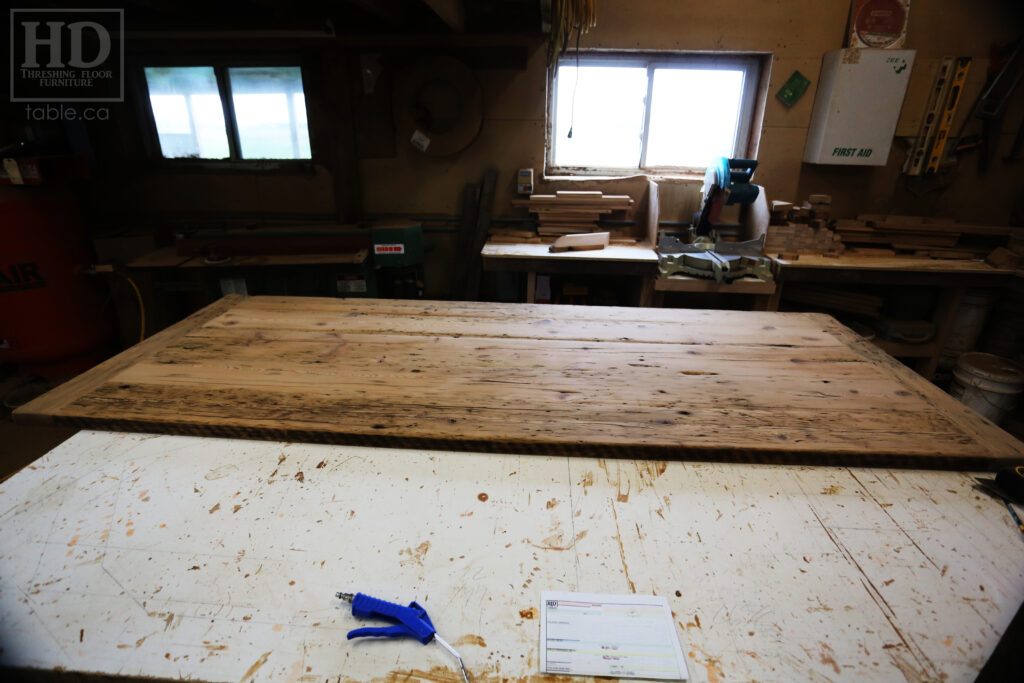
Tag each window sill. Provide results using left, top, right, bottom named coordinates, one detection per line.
left=542, top=171, right=705, bottom=183
left=145, top=160, right=319, bottom=174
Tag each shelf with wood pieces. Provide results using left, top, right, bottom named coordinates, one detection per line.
left=769, top=254, right=1020, bottom=379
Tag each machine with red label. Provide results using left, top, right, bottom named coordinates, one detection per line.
left=371, top=223, right=425, bottom=299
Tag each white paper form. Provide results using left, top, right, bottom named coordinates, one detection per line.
left=540, top=591, right=689, bottom=680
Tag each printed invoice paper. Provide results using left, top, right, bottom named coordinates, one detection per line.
left=539, top=591, right=689, bottom=680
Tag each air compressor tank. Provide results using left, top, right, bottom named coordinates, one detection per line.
left=0, top=187, right=114, bottom=377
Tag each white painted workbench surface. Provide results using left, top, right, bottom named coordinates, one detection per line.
left=2, top=431, right=1023, bottom=682
left=481, top=242, right=658, bottom=262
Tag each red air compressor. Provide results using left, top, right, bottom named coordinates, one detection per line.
left=0, top=187, right=114, bottom=377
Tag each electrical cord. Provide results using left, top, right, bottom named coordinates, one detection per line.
left=122, top=275, right=146, bottom=343
left=567, top=27, right=582, bottom=139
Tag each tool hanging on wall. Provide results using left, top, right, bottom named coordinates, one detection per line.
left=923, top=57, right=971, bottom=175
left=549, top=0, right=596, bottom=63
left=393, top=57, right=483, bottom=157
left=951, top=40, right=1024, bottom=173
left=903, top=56, right=956, bottom=176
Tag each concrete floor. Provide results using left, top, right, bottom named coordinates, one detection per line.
left=0, top=415, right=77, bottom=480
left=0, top=374, right=77, bottom=480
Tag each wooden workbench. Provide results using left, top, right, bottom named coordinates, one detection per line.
left=772, top=255, right=1019, bottom=379
left=481, top=242, right=659, bottom=270
left=480, top=241, right=660, bottom=304
left=127, top=248, right=369, bottom=270
left=14, top=295, right=1024, bottom=469
left=775, top=255, right=1016, bottom=287
left=653, top=275, right=777, bottom=311
left=2, top=430, right=1022, bottom=681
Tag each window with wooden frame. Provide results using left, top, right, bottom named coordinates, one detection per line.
left=548, top=53, right=764, bottom=175
left=140, top=64, right=311, bottom=161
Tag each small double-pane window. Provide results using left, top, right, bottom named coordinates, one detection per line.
left=550, top=53, right=761, bottom=174
left=143, top=65, right=311, bottom=161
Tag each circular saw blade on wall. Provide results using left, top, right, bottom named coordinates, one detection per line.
left=393, top=56, right=483, bottom=157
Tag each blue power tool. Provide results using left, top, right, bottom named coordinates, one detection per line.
left=657, top=156, right=772, bottom=283
left=337, top=591, right=470, bottom=682
left=693, top=157, right=760, bottom=238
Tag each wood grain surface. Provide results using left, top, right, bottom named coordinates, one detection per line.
left=776, top=254, right=1017, bottom=273
left=14, top=295, right=1024, bottom=469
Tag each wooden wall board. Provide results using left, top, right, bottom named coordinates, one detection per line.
left=14, top=295, right=1024, bottom=469
left=1, top=431, right=1023, bottom=682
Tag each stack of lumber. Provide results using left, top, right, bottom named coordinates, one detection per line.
left=511, top=190, right=634, bottom=236
left=485, top=230, right=640, bottom=246
left=764, top=194, right=844, bottom=256
left=769, top=194, right=832, bottom=225
left=764, top=223, right=844, bottom=256
left=834, top=215, right=1010, bottom=257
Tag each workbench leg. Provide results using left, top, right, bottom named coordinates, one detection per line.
left=638, top=276, right=655, bottom=307
left=752, top=283, right=783, bottom=312
left=525, top=271, right=536, bottom=304
left=918, top=286, right=965, bottom=380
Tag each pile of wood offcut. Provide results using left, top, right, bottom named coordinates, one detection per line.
left=511, top=190, right=634, bottom=236
left=764, top=194, right=845, bottom=256
left=833, top=215, right=1011, bottom=259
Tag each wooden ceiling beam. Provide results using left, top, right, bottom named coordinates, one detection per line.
left=342, top=0, right=421, bottom=27
left=421, top=0, right=464, bottom=32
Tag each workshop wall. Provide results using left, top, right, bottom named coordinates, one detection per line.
left=360, top=0, right=1024, bottom=225
left=82, top=0, right=1024, bottom=255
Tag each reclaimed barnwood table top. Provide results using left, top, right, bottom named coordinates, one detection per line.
left=14, top=295, right=1024, bottom=469
left=2, top=431, right=1023, bottom=682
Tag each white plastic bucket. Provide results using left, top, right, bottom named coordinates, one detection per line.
left=950, top=352, right=1024, bottom=424
left=939, top=289, right=997, bottom=370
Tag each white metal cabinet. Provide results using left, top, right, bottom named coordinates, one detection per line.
left=804, top=48, right=916, bottom=165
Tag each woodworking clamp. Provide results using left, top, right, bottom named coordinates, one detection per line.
left=336, top=591, right=470, bottom=683
left=657, top=157, right=773, bottom=283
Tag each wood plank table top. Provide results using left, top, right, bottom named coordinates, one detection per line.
left=14, top=295, right=1024, bottom=469
left=2, top=430, right=1022, bottom=682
